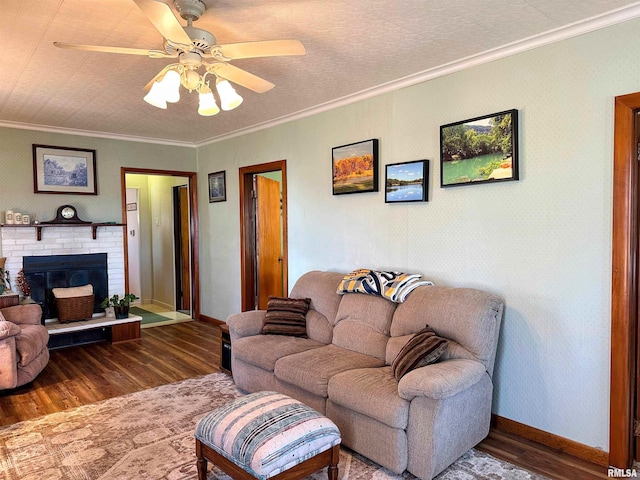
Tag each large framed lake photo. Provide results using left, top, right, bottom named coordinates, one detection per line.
left=332, top=139, right=379, bottom=195
left=440, top=109, right=518, bottom=187
left=385, top=160, right=428, bottom=203
left=33, top=144, right=97, bottom=195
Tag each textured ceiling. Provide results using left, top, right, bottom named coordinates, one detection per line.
left=0, top=0, right=639, bottom=146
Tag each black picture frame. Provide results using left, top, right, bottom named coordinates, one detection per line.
left=332, top=138, right=379, bottom=195
left=208, top=171, right=226, bottom=203
left=33, top=144, right=97, bottom=195
left=440, top=109, right=518, bottom=187
left=385, top=160, right=429, bottom=203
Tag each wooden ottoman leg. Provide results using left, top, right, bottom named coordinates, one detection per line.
left=196, top=439, right=208, bottom=480
left=328, top=444, right=340, bottom=480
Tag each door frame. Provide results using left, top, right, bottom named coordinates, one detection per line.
left=610, top=91, right=640, bottom=468
left=239, top=160, right=288, bottom=312
left=120, top=167, right=200, bottom=319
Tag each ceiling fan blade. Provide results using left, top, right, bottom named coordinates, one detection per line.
left=206, top=63, right=275, bottom=93
left=214, top=39, right=306, bottom=60
left=53, top=42, right=171, bottom=58
left=133, top=0, right=193, bottom=47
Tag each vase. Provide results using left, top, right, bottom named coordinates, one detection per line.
left=114, top=306, right=129, bottom=319
left=20, top=295, right=36, bottom=305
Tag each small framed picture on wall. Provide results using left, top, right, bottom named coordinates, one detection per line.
left=440, top=109, right=518, bottom=187
left=332, top=138, right=379, bottom=195
left=385, top=160, right=429, bottom=203
left=208, top=171, right=226, bottom=203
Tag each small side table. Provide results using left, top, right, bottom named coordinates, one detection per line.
left=219, top=323, right=232, bottom=375
left=0, top=293, right=19, bottom=309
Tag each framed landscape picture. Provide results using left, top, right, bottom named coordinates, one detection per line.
left=208, top=170, right=226, bottom=202
left=33, top=144, right=97, bottom=195
left=385, top=160, right=429, bottom=203
left=440, top=109, right=518, bottom=187
left=332, top=139, right=379, bottom=195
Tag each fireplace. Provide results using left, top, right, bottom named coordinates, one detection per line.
left=23, top=253, right=108, bottom=321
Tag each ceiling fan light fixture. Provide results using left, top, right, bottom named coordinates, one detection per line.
left=143, top=81, right=168, bottom=109
left=160, top=69, right=181, bottom=103
left=198, top=90, right=220, bottom=116
left=216, top=78, right=243, bottom=111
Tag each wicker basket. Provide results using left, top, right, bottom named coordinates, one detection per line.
left=55, top=294, right=94, bottom=323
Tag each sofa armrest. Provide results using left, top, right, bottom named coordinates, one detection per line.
left=227, top=310, right=266, bottom=341
left=398, top=359, right=487, bottom=401
left=0, top=304, right=42, bottom=326
left=0, top=320, right=21, bottom=339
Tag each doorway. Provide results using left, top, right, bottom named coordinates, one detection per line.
left=610, top=92, right=640, bottom=468
left=239, top=160, right=288, bottom=311
left=121, top=167, right=200, bottom=319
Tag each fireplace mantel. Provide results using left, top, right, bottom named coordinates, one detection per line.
left=1, top=223, right=125, bottom=241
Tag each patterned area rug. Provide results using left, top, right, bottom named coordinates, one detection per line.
left=0, top=373, right=548, bottom=480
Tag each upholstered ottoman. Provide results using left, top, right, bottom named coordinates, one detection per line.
left=195, top=391, right=341, bottom=480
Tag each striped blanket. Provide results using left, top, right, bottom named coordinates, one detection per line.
left=337, top=268, right=433, bottom=303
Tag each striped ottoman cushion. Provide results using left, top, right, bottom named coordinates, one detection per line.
left=195, top=391, right=341, bottom=479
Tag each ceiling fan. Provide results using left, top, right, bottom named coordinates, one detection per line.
left=54, top=0, right=306, bottom=115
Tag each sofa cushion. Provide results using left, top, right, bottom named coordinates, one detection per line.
left=262, top=297, right=310, bottom=337
left=274, top=344, right=385, bottom=397
left=328, top=366, right=409, bottom=429
left=234, top=335, right=324, bottom=372
left=290, top=271, right=344, bottom=326
left=15, top=324, right=49, bottom=367
left=391, top=326, right=448, bottom=381
left=332, top=293, right=396, bottom=360
left=390, top=286, right=503, bottom=375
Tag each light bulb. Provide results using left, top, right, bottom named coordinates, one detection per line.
left=160, top=69, right=181, bottom=103
left=143, top=81, right=167, bottom=109
left=216, top=78, right=243, bottom=111
left=198, top=91, right=220, bottom=116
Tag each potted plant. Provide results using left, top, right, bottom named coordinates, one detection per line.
left=101, top=293, right=139, bottom=319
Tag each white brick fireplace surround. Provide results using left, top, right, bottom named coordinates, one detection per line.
left=0, top=225, right=125, bottom=297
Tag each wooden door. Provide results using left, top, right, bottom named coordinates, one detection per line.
left=179, top=185, right=190, bottom=311
left=172, top=185, right=191, bottom=312
left=239, top=160, right=288, bottom=312
left=255, top=175, right=283, bottom=309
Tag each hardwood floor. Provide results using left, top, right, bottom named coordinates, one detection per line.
left=0, top=320, right=609, bottom=479
left=0, top=320, right=221, bottom=426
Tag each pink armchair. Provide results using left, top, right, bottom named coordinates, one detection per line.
left=0, top=304, right=49, bottom=390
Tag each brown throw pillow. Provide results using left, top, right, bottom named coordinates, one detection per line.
left=261, top=296, right=311, bottom=337
left=392, top=325, right=448, bottom=381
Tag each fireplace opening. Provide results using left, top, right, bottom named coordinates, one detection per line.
left=23, top=253, right=108, bottom=321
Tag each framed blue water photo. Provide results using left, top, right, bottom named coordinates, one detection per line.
left=33, top=144, right=97, bottom=195
left=440, top=109, right=518, bottom=187
left=385, top=160, right=428, bottom=203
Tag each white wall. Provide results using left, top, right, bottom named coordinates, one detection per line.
left=125, top=175, right=154, bottom=304
left=196, top=18, right=640, bottom=450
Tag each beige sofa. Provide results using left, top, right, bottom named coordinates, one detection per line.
left=227, top=271, right=504, bottom=480
left=0, top=304, right=49, bottom=390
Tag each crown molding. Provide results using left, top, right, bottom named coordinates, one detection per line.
left=3, top=1, right=640, bottom=149
left=196, top=1, right=640, bottom=147
left=0, top=120, right=197, bottom=148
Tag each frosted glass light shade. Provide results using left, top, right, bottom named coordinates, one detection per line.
left=198, top=91, right=220, bottom=116
left=160, top=69, right=181, bottom=103
left=143, top=81, right=167, bottom=109
left=216, top=78, right=243, bottom=111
